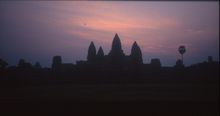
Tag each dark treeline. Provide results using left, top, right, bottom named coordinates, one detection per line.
left=0, top=57, right=218, bottom=86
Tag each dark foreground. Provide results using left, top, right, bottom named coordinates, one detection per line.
left=1, top=100, right=218, bottom=116
left=0, top=82, right=219, bottom=116
left=0, top=64, right=219, bottom=115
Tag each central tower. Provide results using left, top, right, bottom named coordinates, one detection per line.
left=108, top=33, right=125, bottom=57
left=108, top=33, right=125, bottom=65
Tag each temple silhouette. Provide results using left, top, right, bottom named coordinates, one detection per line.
left=51, top=33, right=157, bottom=72
left=77, top=33, right=143, bottom=67
left=0, top=33, right=218, bottom=74
left=38, top=33, right=218, bottom=74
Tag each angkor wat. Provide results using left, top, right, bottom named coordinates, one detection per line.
left=85, top=33, right=143, bottom=66
left=0, top=34, right=219, bottom=115
left=51, top=33, right=162, bottom=73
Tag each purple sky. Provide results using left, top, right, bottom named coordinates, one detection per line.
left=0, top=1, right=219, bottom=67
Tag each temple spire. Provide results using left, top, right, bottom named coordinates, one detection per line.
left=111, top=33, right=122, bottom=52
left=130, top=41, right=143, bottom=64
left=108, top=33, right=125, bottom=65
left=96, top=46, right=105, bottom=64
left=87, top=41, right=96, bottom=62
left=97, top=46, right=104, bottom=57
left=108, top=33, right=124, bottom=56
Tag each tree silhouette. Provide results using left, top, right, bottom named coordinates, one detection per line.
left=178, top=45, right=186, bottom=63
left=18, top=59, right=26, bottom=68
left=0, top=58, right=8, bottom=69
left=34, top=62, right=42, bottom=69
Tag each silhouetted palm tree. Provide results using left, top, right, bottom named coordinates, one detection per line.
left=178, top=45, right=186, bottom=63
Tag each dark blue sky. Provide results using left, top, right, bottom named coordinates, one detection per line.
left=0, top=1, right=219, bottom=67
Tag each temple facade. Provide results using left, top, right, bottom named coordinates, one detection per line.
left=52, top=33, right=163, bottom=72
left=85, top=33, right=143, bottom=67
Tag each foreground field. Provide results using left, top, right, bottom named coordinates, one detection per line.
left=0, top=82, right=218, bottom=115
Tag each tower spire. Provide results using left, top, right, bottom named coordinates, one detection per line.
left=87, top=41, right=96, bottom=62
left=108, top=33, right=124, bottom=56
left=97, top=46, right=104, bottom=57
left=112, top=33, right=122, bottom=51
left=108, top=33, right=125, bottom=65
left=130, top=41, right=143, bottom=64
